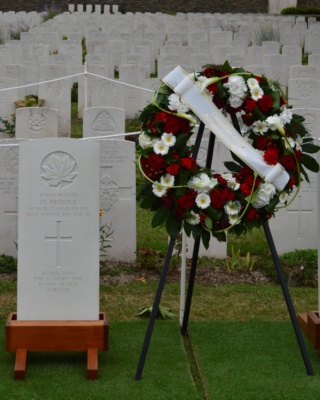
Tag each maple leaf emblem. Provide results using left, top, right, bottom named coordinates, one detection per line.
left=41, top=153, right=78, bottom=189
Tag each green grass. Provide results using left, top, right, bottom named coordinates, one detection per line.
left=191, top=320, right=320, bottom=400
left=0, top=321, right=200, bottom=400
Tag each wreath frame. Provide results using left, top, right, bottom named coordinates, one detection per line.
left=137, top=61, right=320, bottom=249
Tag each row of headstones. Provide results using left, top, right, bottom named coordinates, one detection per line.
left=68, top=4, right=117, bottom=14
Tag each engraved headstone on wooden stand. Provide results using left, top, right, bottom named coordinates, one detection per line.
left=5, top=138, right=108, bottom=380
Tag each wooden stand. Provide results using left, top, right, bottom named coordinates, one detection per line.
left=5, top=312, right=108, bottom=380
left=298, top=311, right=320, bottom=355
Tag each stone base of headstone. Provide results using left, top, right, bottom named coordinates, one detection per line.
left=298, top=311, right=320, bottom=356
left=5, top=312, right=108, bottom=380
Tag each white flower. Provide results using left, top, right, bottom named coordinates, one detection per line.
left=224, top=75, right=247, bottom=98
left=138, top=132, right=158, bottom=149
left=295, top=136, right=303, bottom=151
left=223, top=174, right=240, bottom=191
left=247, top=78, right=260, bottom=90
left=282, top=136, right=295, bottom=150
left=187, top=211, right=200, bottom=225
left=252, top=120, right=268, bottom=135
left=279, top=191, right=288, bottom=204
left=154, top=140, right=169, bottom=155
left=280, top=105, right=292, bottom=125
left=252, top=182, right=277, bottom=209
left=224, top=201, right=241, bottom=215
left=250, top=86, right=264, bottom=101
left=224, top=75, right=247, bottom=108
left=168, top=93, right=190, bottom=113
left=160, top=173, right=175, bottom=187
left=161, top=132, right=176, bottom=147
left=229, top=94, right=244, bottom=108
left=152, top=182, right=167, bottom=197
left=188, top=173, right=218, bottom=193
left=266, top=115, right=284, bottom=132
left=228, top=213, right=240, bottom=225
left=195, top=193, right=211, bottom=209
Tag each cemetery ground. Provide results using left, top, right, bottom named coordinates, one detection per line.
left=1, top=114, right=320, bottom=399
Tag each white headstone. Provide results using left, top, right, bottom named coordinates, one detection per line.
left=97, top=139, right=136, bottom=261
left=15, top=107, right=58, bottom=139
left=83, top=107, right=125, bottom=138
left=17, top=138, right=101, bottom=320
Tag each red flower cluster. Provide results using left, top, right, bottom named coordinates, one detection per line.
left=140, top=154, right=167, bottom=179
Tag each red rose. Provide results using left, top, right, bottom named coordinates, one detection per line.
left=263, top=148, right=279, bottom=165
left=181, top=157, right=197, bottom=170
left=141, top=154, right=167, bottom=179
left=281, top=154, right=296, bottom=171
left=246, top=207, right=259, bottom=221
left=288, top=175, right=297, bottom=188
left=245, top=99, right=256, bottom=112
left=239, top=166, right=252, bottom=177
left=257, top=136, right=268, bottom=150
left=164, top=117, right=180, bottom=135
left=167, top=163, right=180, bottom=175
left=241, top=113, right=254, bottom=126
left=226, top=104, right=242, bottom=115
left=177, top=191, right=196, bottom=209
left=240, top=182, right=253, bottom=196
left=210, top=189, right=226, bottom=208
left=213, top=174, right=228, bottom=185
left=258, top=95, right=273, bottom=112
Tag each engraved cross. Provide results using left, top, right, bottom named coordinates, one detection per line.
left=45, top=220, right=73, bottom=269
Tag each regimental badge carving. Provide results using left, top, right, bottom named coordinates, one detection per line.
left=302, top=113, right=317, bottom=133
left=41, top=152, right=78, bottom=189
left=28, top=112, right=46, bottom=131
left=48, top=82, right=62, bottom=97
left=101, top=82, right=116, bottom=99
left=91, top=110, right=117, bottom=132
left=298, top=81, right=313, bottom=98
left=100, top=175, right=119, bottom=211
left=3, top=147, right=19, bottom=174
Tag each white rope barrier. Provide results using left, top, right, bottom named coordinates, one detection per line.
left=0, top=69, right=154, bottom=93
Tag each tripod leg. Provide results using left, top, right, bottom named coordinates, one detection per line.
left=263, top=220, right=314, bottom=376
left=135, top=238, right=176, bottom=380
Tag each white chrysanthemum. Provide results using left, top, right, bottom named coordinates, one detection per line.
left=280, top=105, right=293, bottom=125
left=186, top=211, right=201, bottom=225
left=161, top=132, right=176, bottom=147
left=152, top=183, right=167, bottom=198
left=168, top=93, right=190, bottom=113
left=138, top=132, right=158, bottom=149
left=195, top=193, right=211, bottom=209
left=266, top=115, right=283, bottom=131
left=160, top=173, right=175, bottom=187
left=250, top=86, right=264, bottom=101
left=229, top=93, right=244, bottom=108
left=252, top=120, right=268, bottom=135
left=188, top=173, right=218, bottom=193
left=227, top=177, right=240, bottom=191
left=247, top=78, right=260, bottom=89
left=224, top=200, right=241, bottom=215
left=279, top=191, right=288, bottom=204
left=153, top=140, right=169, bottom=155
left=262, top=182, right=277, bottom=197
left=228, top=213, right=240, bottom=225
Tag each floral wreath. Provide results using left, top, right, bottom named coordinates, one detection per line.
left=137, top=61, right=319, bottom=248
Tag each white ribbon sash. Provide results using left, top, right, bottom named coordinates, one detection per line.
left=162, top=66, right=289, bottom=191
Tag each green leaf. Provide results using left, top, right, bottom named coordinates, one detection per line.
left=201, top=229, right=211, bottom=250
left=301, top=153, right=320, bottom=173
left=174, top=133, right=190, bottom=149
left=140, top=195, right=155, bottom=209
left=204, top=216, right=213, bottom=230
left=301, top=143, right=320, bottom=154
left=152, top=206, right=169, bottom=228
left=224, top=161, right=242, bottom=173
left=183, top=221, right=192, bottom=237
left=166, top=214, right=182, bottom=239
left=191, top=224, right=202, bottom=240
left=230, top=151, right=246, bottom=167
left=270, top=90, right=280, bottom=110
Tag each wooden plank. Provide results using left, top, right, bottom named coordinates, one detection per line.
left=14, top=348, right=27, bottom=380
left=87, top=348, right=98, bottom=380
